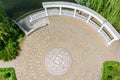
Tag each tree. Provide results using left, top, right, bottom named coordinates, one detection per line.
left=0, top=0, right=24, bottom=61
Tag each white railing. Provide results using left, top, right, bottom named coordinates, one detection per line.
left=29, top=11, right=46, bottom=22
left=28, top=17, right=50, bottom=35
left=18, top=10, right=50, bottom=35
left=42, top=1, right=120, bottom=45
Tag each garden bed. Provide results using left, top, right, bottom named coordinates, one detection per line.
left=0, top=68, right=16, bottom=80
left=102, top=61, right=120, bottom=80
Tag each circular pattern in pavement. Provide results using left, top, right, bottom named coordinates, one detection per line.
left=0, top=15, right=119, bottom=80
left=1, top=16, right=112, bottom=80
left=14, top=22, right=102, bottom=80
left=45, top=48, right=72, bottom=75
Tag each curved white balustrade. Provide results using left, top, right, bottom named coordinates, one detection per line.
left=17, top=1, right=120, bottom=45
left=42, top=1, right=120, bottom=45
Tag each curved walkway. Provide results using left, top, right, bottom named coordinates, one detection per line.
left=0, top=16, right=120, bottom=80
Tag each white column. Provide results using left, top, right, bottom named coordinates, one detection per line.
left=108, top=38, right=116, bottom=45
left=60, top=7, right=62, bottom=15
left=98, top=25, right=104, bottom=33
left=45, top=8, right=48, bottom=16
left=29, top=16, right=33, bottom=22
left=86, top=15, right=92, bottom=23
left=73, top=9, right=76, bottom=17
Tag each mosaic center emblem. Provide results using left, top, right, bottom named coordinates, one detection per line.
left=45, top=48, right=72, bottom=75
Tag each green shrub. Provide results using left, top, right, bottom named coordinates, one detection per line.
left=0, top=2, right=25, bottom=61
left=4, top=72, right=11, bottom=78
left=0, top=15, right=24, bottom=61
left=107, top=66, right=113, bottom=71
left=0, top=68, right=16, bottom=80
left=102, top=61, right=120, bottom=80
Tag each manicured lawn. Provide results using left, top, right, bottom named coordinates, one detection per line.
left=0, top=68, right=16, bottom=80
left=102, top=61, right=120, bottom=80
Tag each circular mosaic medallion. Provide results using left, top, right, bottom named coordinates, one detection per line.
left=45, top=48, right=72, bottom=75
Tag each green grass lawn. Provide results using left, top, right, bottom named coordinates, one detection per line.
left=102, top=61, right=120, bottom=80
left=0, top=68, right=16, bottom=80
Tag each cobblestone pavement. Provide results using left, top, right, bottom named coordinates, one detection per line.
left=0, top=16, right=120, bottom=80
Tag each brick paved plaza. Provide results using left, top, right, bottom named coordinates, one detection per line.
left=0, top=16, right=120, bottom=80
